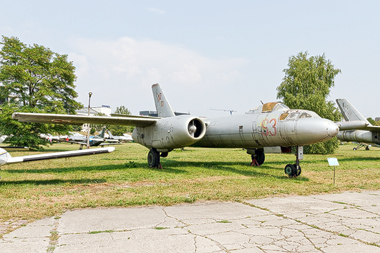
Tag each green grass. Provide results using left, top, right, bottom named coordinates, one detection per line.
left=0, top=142, right=380, bottom=223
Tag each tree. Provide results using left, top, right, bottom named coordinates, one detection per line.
left=276, top=52, right=341, bottom=154
left=108, top=106, right=134, bottom=136
left=0, top=36, right=83, bottom=149
left=367, top=117, right=380, bottom=126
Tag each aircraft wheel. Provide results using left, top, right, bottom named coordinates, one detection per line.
left=251, top=149, right=265, bottom=165
left=366, top=146, right=370, bottom=150
left=284, top=164, right=296, bottom=178
left=148, top=149, right=160, bottom=167
left=353, top=147, right=357, bottom=150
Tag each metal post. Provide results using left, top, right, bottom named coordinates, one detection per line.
left=87, top=92, right=93, bottom=149
left=333, top=166, right=336, bottom=185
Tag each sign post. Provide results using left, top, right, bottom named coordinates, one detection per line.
left=327, top=158, right=339, bottom=185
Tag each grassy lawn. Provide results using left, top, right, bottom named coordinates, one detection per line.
left=1, top=142, right=380, bottom=223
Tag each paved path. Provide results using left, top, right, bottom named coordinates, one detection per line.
left=2, top=190, right=380, bottom=252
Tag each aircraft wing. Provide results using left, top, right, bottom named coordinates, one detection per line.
left=12, top=113, right=159, bottom=127
left=5, top=147, right=115, bottom=164
left=99, top=142, right=121, bottom=146
left=337, top=121, right=370, bottom=130
left=361, top=125, right=380, bottom=131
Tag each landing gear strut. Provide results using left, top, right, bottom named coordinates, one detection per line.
left=284, top=146, right=302, bottom=178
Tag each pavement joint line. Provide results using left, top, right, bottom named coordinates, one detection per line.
left=240, top=199, right=380, bottom=249
left=47, top=218, right=60, bottom=252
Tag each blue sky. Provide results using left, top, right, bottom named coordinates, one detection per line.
left=1, top=1, right=379, bottom=118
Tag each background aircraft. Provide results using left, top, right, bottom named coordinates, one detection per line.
left=63, top=128, right=119, bottom=149
left=0, top=147, right=115, bottom=166
left=336, top=98, right=380, bottom=150
left=13, top=84, right=341, bottom=178
left=106, top=130, right=133, bottom=142
left=0, top=135, right=7, bottom=144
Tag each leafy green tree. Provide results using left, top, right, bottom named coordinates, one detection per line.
left=108, top=106, right=134, bottom=135
left=367, top=117, right=376, bottom=126
left=276, top=52, right=341, bottom=154
left=0, top=36, right=82, bottom=149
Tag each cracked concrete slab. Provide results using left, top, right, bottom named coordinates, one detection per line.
left=1, top=190, right=380, bottom=252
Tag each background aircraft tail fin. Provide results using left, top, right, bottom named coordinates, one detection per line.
left=107, top=130, right=114, bottom=138
left=98, top=127, right=106, bottom=138
left=152, top=83, right=175, bottom=117
left=336, top=99, right=370, bottom=124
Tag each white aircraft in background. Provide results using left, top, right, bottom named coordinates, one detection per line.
left=0, top=147, right=115, bottom=167
left=64, top=128, right=118, bottom=149
left=0, top=135, right=7, bottom=144
left=106, top=130, right=133, bottom=142
left=336, top=98, right=380, bottom=150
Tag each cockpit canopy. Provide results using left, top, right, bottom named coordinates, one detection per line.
left=247, top=102, right=289, bottom=114
left=246, top=102, right=320, bottom=120
left=280, top=110, right=320, bottom=120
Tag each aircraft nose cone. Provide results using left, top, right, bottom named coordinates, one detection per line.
left=294, top=118, right=339, bottom=145
left=327, top=122, right=339, bottom=138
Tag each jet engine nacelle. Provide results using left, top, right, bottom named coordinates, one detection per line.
left=338, top=130, right=380, bottom=144
left=132, top=116, right=206, bottom=151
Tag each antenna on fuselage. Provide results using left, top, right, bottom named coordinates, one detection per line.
left=210, top=109, right=237, bottom=115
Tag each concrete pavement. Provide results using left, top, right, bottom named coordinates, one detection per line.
left=2, top=190, right=380, bottom=252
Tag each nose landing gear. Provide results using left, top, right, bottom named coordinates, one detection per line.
left=284, top=146, right=303, bottom=178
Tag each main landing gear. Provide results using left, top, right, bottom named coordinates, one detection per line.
left=147, top=148, right=168, bottom=168
left=250, top=149, right=265, bottom=166
left=284, top=146, right=303, bottom=178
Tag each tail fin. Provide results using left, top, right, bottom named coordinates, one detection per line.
left=98, top=127, right=106, bottom=138
left=107, top=130, right=114, bottom=138
left=336, top=99, right=370, bottom=124
left=152, top=83, right=175, bottom=117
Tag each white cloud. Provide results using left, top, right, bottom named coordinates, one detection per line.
left=148, top=8, right=166, bottom=15
left=67, top=37, right=248, bottom=115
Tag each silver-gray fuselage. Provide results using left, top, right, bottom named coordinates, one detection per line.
left=132, top=103, right=339, bottom=151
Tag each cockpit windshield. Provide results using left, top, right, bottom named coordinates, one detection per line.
left=281, top=110, right=321, bottom=120
left=262, top=102, right=289, bottom=113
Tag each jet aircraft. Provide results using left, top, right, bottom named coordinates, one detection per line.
left=106, top=130, right=133, bottom=142
left=0, top=135, right=7, bottom=144
left=0, top=147, right=115, bottom=166
left=336, top=98, right=380, bottom=150
left=13, top=84, right=341, bottom=177
left=64, top=128, right=119, bottom=149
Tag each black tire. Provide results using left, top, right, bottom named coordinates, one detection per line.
left=251, top=149, right=265, bottom=165
left=353, top=148, right=357, bottom=150
left=284, top=164, right=296, bottom=177
left=148, top=149, right=160, bottom=167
